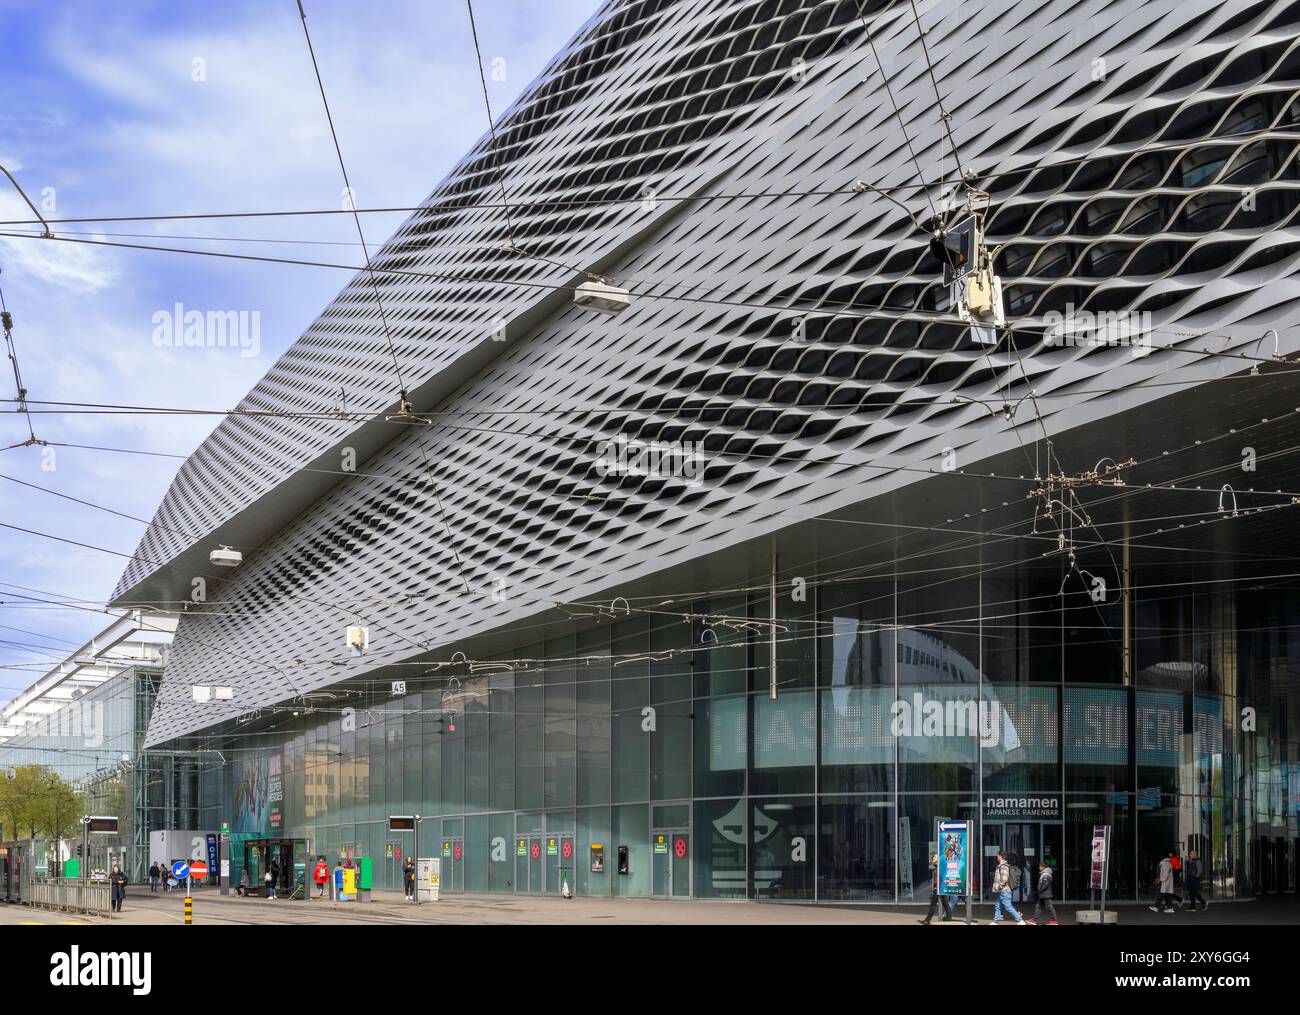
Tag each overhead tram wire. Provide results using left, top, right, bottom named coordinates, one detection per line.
left=4, top=120, right=1300, bottom=230
left=906, top=0, right=971, bottom=212
left=853, top=0, right=939, bottom=224
left=5, top=410, right=1294, bottom=649
left=2, top=226, right=1291, bottom=364
left=295, top=0, right=470, bottom=595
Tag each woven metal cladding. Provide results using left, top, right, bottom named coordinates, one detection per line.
left=134, top=0, right=1300, bottom=744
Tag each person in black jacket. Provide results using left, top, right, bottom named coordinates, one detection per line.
left=919, top=853, right=954, bottom=924
left=148, top=862, right=160, bottom=894
left=1026, top=862, right=1058, bottom=925
left=403, top=856, right=417, bottom=901
left=109, top=865, right=128, bottom=912
left=1184, top=850, right=1208, bottom=911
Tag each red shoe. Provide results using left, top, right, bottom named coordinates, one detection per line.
left=1047, top=919, right=1059, bottom=925
left=1024, top=918, right=1037, bottom=925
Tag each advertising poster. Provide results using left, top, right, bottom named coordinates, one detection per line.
left=1089, top=825, right=1111, bottom=890
left=937, top=820, right=971, bottom=895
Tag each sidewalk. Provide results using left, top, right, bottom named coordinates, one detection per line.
left=1, top=891, right=1291, bottom=926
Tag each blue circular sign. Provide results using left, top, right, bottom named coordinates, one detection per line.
left=171, top=861, right=190, bottom=879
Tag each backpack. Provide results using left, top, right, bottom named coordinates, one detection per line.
left=1007, top=862, right=1022, bottom=891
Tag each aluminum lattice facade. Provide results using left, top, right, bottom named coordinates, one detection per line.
left=120, top=0, right=1300, bottom=746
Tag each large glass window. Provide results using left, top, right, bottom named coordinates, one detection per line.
left=489, top=670, right=515, bottom=812
left=694, top=694, right=746, bottom=798
left=515, top=646, right=544, bottom=810
left=693, top=797, right=746, bottom=899
left=751, top=797, right=814, bottom=899
left=751, top=690, right=815, bottom=795
left=819, top=582, right=894, bottom=687
left=819, top=686, right=894, bottom=792
left=545, top=636, right=577, bottom=809
left=984, top=684, right=1060, bottom=790
left=576, top=629, right=611, bottom=806
left=818, top=796, right=894, bottom=900
left=1065, top=685, right=1131, bottom=791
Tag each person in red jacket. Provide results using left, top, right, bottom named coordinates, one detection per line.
left=312, top=856, right=329, bottom=899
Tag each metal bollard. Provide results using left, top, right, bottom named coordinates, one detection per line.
left=184, top=896, right=193, bottom=925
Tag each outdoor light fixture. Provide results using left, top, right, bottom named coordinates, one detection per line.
left=573, top=279, right=631, bottom=314
left=346, top=624, right=369, bottom=656
left=209, top=545, right=243, bottom=567
left=192, top=685, right=235, bottom=703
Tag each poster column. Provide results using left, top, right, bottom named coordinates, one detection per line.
left=936, top=819, right=974, bottom=925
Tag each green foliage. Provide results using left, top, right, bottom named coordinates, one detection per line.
left=0, top=765, right=85, bottom=840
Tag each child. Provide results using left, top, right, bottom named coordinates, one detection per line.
left=1026, top=861, right=1058, bottom=925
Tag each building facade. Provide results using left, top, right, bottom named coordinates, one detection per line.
left=119, top=0, right=1300, bottom=903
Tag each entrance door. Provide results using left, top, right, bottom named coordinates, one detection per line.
left=515, top=835, right=544, bottom=893
left=544, top=834, right=575, bottom=895
left=984, top=823, right=1040, bottom=903
left=385, top=840, right=402, bottom=891
left=441, top=837, right=464, bottom=893
left=651, top=830, right=690, bottom=898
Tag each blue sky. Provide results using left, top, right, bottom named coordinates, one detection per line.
left=0, top=0, right=599, bottom=701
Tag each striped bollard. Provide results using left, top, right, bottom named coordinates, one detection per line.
left=184, top=896, right=193, bottom=925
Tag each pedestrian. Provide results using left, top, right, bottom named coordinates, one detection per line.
left=989, top=851, right=1026, bottom=925
left=110, top=865, right=127, bottom=913
left=1184, top=850, right=1208, bottom=911
left=1150, top=852, right=1176, bottom=912
left=1169, top=848, right=1184, bottom=908
left=403, top=856, right=416, bottom=901
left=919, top=852, right=954, bottom=924
left=264, top=867, right=277, bottom=900
left=1026, top=862, right=1058, bottom=925
left=269, top=858, right=280, bottom=894
left=237, top=868, right=250, bottom=897
left=148, top=862, right=160, bottom=894
left=313, top=855, right=329, bottom=899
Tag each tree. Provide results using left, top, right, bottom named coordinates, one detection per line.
left=0, top=766, right=85, bottom=839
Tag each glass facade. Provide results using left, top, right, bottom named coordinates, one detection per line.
left=200, top=571, right=1300, bottom=904
left=0, top=667, right=219, bottom=881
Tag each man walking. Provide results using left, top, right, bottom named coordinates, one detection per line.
left=148, top=861, right=160, bottom=894
left=1026, top=862, right=1058, bottom=925
left=109, top=865, right=127, bottom=913
left=313, top=855, right=329, bottom=899
left=990, top=851, right=1026, bottom=925
left=919, top=852, right=953, bottom=924
left=1184, top=850, right=1208, bottom=911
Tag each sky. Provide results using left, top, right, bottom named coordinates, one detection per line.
left=0, top=0, right=600, bottom=702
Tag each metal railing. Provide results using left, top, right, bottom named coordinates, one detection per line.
left=25, top=877, right=112, bottom=918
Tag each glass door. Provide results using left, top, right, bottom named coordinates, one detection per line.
left=385, top=839, right=401, bottom=891
left=545, top=833, right=575, bottom=895
left=442, top=837, right=464, bottom=893
left=515, top=835, right=544, bottom=893
left=651, top=830, right=690, bottom=898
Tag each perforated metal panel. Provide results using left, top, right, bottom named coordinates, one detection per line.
left=128, top=0, right=1300, bottom=745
